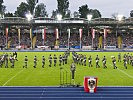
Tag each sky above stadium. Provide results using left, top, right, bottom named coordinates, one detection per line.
left=4, top=0, right=133, bottom=18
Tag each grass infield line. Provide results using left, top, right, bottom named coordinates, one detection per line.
left=108, top=64, right=133, bottom=79
left=2, top=69, right=24, bottom=86
left=117, top=68, right=133, bottom=79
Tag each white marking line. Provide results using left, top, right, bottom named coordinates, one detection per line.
left=2, top=70, right=24, bottom=86
left=117, top=68, right=133, bottom=79
left=0, top=91, right=133, bottom=93
left=108, top=64, right=133, bottom=79
left=0, top=94, right=133, bottom=96
left=0, top=97, right=133, bottom=99
left=40, top=88, right=45, bottom=98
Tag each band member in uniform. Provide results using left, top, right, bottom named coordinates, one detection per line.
left=13, top=52, right=18, bottom=61
left=95, top=55, right=100, bottom=68
left=23, top=56, right=28, bottom=68
left=53, top=54, right=57, bottom=67
left=83, top=55, right=87, bottom=66
left=10, top=55, right=15, bottom=68
left=62, top=55, right=65, bottom=65
left=88, top=56, right=92, bottom=67
left=102, top=56, right=107, bottom=68
left=5, top=53, right=8, bottom=68
left=42, top=56, right=45, bottom=68
left=65, top=55, right=68, bottom=64
left=123, top=57, right=127, bottom=69
left=49, top=54, right=52, bottom=67
left=112, top=57, right=117, bottom=69
left=59, top=55, right=62, bottom=66
left=33, top=56, right=37, bottom=68
left=118, top=53, right=121, bottom=62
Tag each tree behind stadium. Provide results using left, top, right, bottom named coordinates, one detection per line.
left=78, top=4, right=101, bottom=19
left=35, top=3, right=48, bottom=18
left=57, top=0, right=70, bottom=18
left=0, top=0, right=6, bottom=16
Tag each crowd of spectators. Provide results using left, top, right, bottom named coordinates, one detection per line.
left=0, top=31, right=132, bottom=49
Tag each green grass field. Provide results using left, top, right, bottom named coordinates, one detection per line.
left=0, top=52, right=133, bottom=86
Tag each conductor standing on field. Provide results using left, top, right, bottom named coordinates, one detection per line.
left=70, top=62, right=76, bottom=80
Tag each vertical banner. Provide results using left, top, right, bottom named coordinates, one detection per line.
left=68, top=29, right=70, bottom=39
left=30, top=28, right=32, bottom=39
left=79, top=28, right=82, bottom=49
left=18, top=28, right=20, bottom=46
left=42, top=29, right=44, bottom=39
left=91, top=28, right=95, bottom=39
left=79, top=28, right=82, bottom=39
left=67, top=29, right=70, bottom=49
left=6, top=27, right=8, bottom=39
left=44, top=28, right=46, bottom=41
left=55, top=28, right=59, bottom=39
left=104, top=28, right=107, bottom=39
left=5, top=27, right=8, bottom=49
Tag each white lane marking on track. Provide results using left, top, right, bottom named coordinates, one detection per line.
left=0, top=91, right=133, bottom=93
left=1, top=94, right=133, bottom=95
left=108, top=64, right=133, bottom=79
left=2, top=70, right=24, bottom=86
left=0, top=97, right=133, bottom=99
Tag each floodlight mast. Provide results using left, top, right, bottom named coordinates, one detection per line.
left=57, top=14, right=62, bottom=21
left=117, top=14, right=123, bottom=21
left=26, top=13, right=33, bottom=21
left=26, top=12, right=33, bottom=49
left=87, top=14, right=92, bottom=21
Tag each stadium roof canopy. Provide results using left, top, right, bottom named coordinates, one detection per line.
left=0, top=17, right=133, bottom=28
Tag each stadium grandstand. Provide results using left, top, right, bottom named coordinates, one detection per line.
left=0, top=17, right=133, bottom=51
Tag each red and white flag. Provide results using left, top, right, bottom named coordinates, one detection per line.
left=55, top=28, right=59, bottom=39
left=104, top=28, right=107, bottom=39
left=79, top=28, right=82, bottom=39
left=91, top=28, right=95, bottom=39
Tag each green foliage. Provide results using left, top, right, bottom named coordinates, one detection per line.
left=0, top=0, right=6, bottom=15
left=51, top=9, right=58, bottom=18
left=26, top=0, right=38, bottom=15
left=57, top=0, right=70, bottom=18
left=130, top=10, right=133, bottom=17
left=78, top=4, right=90, bottom=18
left=4, top=12, right=14, bottom=17
left=14, top=2, right=29, bottom=17
left=0, top=52, right=133, bottom=86
left=35, top=3, right=48, bottom=17
left=78, top=4, right=101, bottom=19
